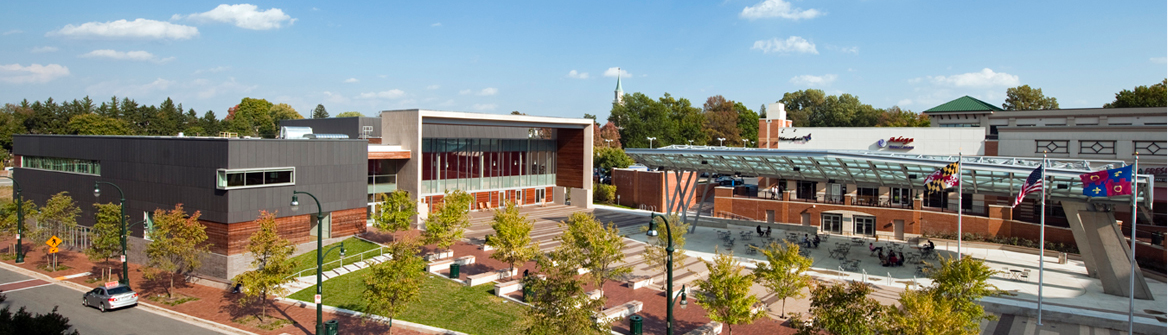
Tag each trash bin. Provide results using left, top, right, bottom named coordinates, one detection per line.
left=629, top=315, right=643, bottom=335
left=449, top=263, right=460, bottom=279
left=323, top=320, right=339, bottom=335
left=1057, top=252, right=1067, bottom=265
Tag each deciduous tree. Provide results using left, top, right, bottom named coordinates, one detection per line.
left=692, top=249, right=763, bottom=334
left=883, top=289, right=971, bottom=335
left=0, top=293, right=79, bottom=335
left=0, top=199, right=37, bottom=239
left=1003, top=85, right=1059, bottom=110
left=791, top=280, right=885, bottom=335
left=593, top=147, right=634, bottom=176
left=640, top=214, right=689, bottom=286
left=66, top=113, right=131, bottom=135
left=608, top=92, right=674, bottom=148
left=145, top=204, right=210, bottom=297
left=556, top=212, right=630, bottom=294
left=85, top=203, right=124, bottom=266
left=269, top=103, right=303, bottom=122
left=34, top=192, right=80, bottom=254
left=752, top=241, right=811, bottom=316
left=1104, top=79, right=1167, bottom=108
left=422, top=190, right=472, bottom=252
left=921, top=256, right=1001, bottom=332
left=223, top=98, right=275, bottom=138
left=734, top=102, right=759, bottom=146
left=373, top=190, right=416, bottom=236
left=232, top=211, right=298, bottom=320
left=311, top=104, right=329, bottom=119
left=485, top=201, right=539, bottom=278
left=336, top=111, right=364, bottom=118
left=876, top=106, right=930, bottom=127
left=364, top=237, right=426, bottom=333
left=522, top=248, right=610, bottom=335
left=703, top=95, right=741, bottom=145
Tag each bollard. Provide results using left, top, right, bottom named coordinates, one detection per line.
left=449, top=263, right=460, bottom=279
left=629, top=314, right=643, bottom=335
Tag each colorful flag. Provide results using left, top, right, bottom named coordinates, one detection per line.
left=1012, top=165, right=1044, bottom=208
left=1080, top=165, right=1133, bottom=197
left=924, top=162, right=960, bottom=193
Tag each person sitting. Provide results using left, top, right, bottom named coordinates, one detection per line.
left=231, top=283, right=242, bottom=294
left=896, top=252, right=906, bottom=266
left=802, top=234, right=810, bottom=248
left=756, top=225, right=764, bottom=237
left=765, top=226, right=772, bottom=238
left=869, top=242, right=884, bottom=256
left=812, top=235, right=821, bottom=248
left=884, top=253, right=898, bottom=267
left=877, top=250, right=886, bottom=263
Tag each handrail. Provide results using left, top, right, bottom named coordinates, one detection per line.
left=286, top=245, right=385, bottom=280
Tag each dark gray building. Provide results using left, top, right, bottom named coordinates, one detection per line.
left=13, top=135, right=368, bottom=280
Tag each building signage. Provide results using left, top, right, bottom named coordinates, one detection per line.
left=877, top=136, right=915, bottom=149
left=778, top=134, right=812, bottom=142
left=1139, top=166, right=1166, bottom=182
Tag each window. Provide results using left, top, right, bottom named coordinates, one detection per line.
left=143, top=212, right=155, bottom=240
left=21, top=156, right=101, bottom=175
left=796, top=180, right=817, bottom=200
left=1035, top=140, right=1068, bottom=154
left=216, top=167, right=295, bottom=190
left=891, top=188, right=911, bottom=205
left=1134, top=141, right=1165, bottom=155
left=940, top=123, right=978, bottom=128
left=1079, top=140, right=1115, bottom=154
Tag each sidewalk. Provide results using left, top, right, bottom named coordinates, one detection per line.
left=0, top=237, right=429, bottom=335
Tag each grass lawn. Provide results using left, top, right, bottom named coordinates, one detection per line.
left=288, top=268, right=524, bottom=335
left=288, top=237, right=384, bottom=276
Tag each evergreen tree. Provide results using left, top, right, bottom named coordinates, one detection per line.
left=311, top=104, right=329, bottom=119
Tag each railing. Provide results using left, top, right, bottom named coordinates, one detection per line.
left=285, top=245, right=386, bottom=280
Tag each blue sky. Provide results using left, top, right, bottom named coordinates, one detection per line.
left=1, top=1, right=1164, bottom=121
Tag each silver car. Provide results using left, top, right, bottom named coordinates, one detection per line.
left=82, top=285, right=138, bottom=312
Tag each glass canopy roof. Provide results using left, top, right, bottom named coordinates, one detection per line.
left=626, top=145, right=1153, bottom=206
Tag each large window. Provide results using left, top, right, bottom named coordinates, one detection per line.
left=796, top=180, right=818, bottom=200
left=890, top=188, right=911, bottom=206
left=216, top=167, right=295, bottom=190
left=421, top=138, right=557, bottom=195
left=21, top=156, right=101, bottom=175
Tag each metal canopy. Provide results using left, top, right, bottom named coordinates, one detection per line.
left=626, top=145, right=1153, bottom=206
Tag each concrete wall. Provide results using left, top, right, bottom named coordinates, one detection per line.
left=380, top=110, right=423, bottom=200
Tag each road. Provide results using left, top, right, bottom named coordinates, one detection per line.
left=0, top=267, right=223, bottom=335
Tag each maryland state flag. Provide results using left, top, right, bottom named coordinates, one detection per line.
left=1080, top=165, right=1133, bottom=197
left=924, top=162, right=960, bottom=193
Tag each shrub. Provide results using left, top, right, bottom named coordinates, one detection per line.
left=593, top=184, right=616, bottom=205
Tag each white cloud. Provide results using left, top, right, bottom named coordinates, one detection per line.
left=567, top=70, right=590, bottom=79
left=896, top=99, right=913, bottom=106
left=839, top=46, right=858, bottom=54
left=472, top=104, right=497, bottom=111
left=1151, top=57, right=1167, bottom=64
left=193, top=66, right=230, bottom=74
left=81, top=49, right=174, bottom=63
left=49, top=19, right=198, bottom=40
left=431, top=22, right=442, bottom=27
left=195, top=77, right=256, bottom=99
left=179, top=4, right=295, bottom=30
left=603, top=67, right=631, bottom=78
left=926, top=68, right=1019, bottom=87
left=460, top=87, right=498, bottom=96
left=0, top=63, right=70, bottom=84
left=789, top=74, right=837, bottom=87
left=85, top=78, right=174, bottom=97
left=30, top=46, right=58, bottom=53
left=751, top=36, right=817, bottom=54
left=426, top=84, right=440, bottom=90
left=3, top=30, right=23, bottom=35
left=344, top=78, right=358, bottom=83
left=740, top=0, right=822, bottom=20
left=322, top=91, right=349, bottom=104
left=358, top=89, right=406, bottom=99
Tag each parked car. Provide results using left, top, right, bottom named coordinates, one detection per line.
left=82, top=284, right=138, bottom=312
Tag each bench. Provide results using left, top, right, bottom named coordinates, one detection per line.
left=426, top=250, right=454, bottom=261
left=626, top=276, right=654, bottom=290
left=455, top=255, right=476, bottom=265
left=466, top=268, right=518, bottom=287
left=494, top=280, right=523, bottom=296
left=426, top=259, right=454, bottom=274
left=480, top=244, right=495, bottom=251
left=586, top=289, right=603, bottom=301
left=682, top=321, right=723, bottom=335
left=595, top=300, right=643, bottom=324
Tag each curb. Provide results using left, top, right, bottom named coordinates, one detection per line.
left=277, top=297, right=470, bottom=335
left=0, top=260, right=258, bottom=335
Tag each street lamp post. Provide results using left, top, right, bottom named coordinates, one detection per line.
left=742, top=139, right=749, bottom=147
left=687, top=140, right=694, bottom=146
left=3, top=176, right=24, bottom=264
left=291, top=191, right=345, bottom=335
left=717, top=138, right=726, bottom=147
left=647, top=137, right=657, bottom=149
left=646, top=213, right=688, bottom=335
left=605, top=139, right=613, bottom=147
left=93, top=181, right=128, bottom=285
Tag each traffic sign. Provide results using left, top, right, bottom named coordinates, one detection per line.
left=314, top=294, right=321, bottom=304
left=46, top=235, right=61, bottom=248
left=48, top=246, right=59, bottom=254
left=121, top=255, right=126, bottom=263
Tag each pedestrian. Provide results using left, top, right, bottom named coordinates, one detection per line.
left=756, top=225, right=763, bottom=237
left=766, top=226, right=772, bottom=238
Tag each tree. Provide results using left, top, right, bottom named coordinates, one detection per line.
left=485, top=201, right=539, bottom=278
left=583, top=113, right=597, bottom=123
left=556, top=212, right=630, bottom=295
left=232, top=211, right=298, bottom=320
left=1003, top=85, right=1059, bottom=110
left=34, top=192, right=80, bottom=254
left=336, top=111, right=364, bottom=118
left=593, top=147, right=634, bottom=177
left=593, top=184, right=616, bottom=204
left=422, top=190, right=472, bottom=252
left=311, top=104, right=329, bottom=119
left=269, top=103, right=304, bottom=122
left=734, top=102, right=759, bottom=147
left=751, top=241, right=811, bottom=316
left=596, top=122, right=622, bottom=149
left=660, top=93, right=706, bottom=146
left=363, top=237, right=426, bottom=333
left=791, top=280, right=885, bottom=335
left=640, top=214, right=689, bottom=285
left=223, top=98, right=275, bottom=138
left=608, top=92, right=674, bottom=148
left=1104, top=79, right=1167, bottom=108
left=921, top=256, right=1001, bottom=332
left=692, top=249, right=763, bottom=335
left=66, top=113, right=131, bottom=135
left=0, top=293, right=79, bottom=335
left=144, top=204, right=210, bottom=297
left=779, top=89, right=826, bottom=127
left=522, top=248, right=610, bottom=335
left=85, top=203, right=124, bottom=266
left=883, top=289, right=971, bottom=335
left=703, top=96, right=741, bottom=145
left=0, top=200, right=38, bottom=240
left=373, top=190, right=416, bottom=236
left=876, top=106, right=930, bottom=127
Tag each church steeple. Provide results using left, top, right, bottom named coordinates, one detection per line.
left=614, top=68, right=624, bottom=105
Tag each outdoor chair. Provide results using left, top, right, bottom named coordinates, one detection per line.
left=1019, top=269, right=1031, bottom=281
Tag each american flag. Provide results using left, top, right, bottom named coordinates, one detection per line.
left=1012, top=165, right=1045, bottom=208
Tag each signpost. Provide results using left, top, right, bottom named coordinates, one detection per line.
left=46, top=235, right=61, bottom=270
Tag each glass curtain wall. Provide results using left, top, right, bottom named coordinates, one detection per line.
left=421, top=138, right=557, bottom=195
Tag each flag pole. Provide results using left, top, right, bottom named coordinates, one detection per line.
left=1038, top=152, right=1047, bottom=325
left=957, top=152, right=963, bottom=256
left=1128, top=153, right=1138, bottom=335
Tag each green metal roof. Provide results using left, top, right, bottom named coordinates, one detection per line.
left=924, top=96, right=1003, bottom=113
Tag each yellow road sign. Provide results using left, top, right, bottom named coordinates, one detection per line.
left=46, top=235, right=62, bottom=248
left=48, top=246, right=59, bottom=254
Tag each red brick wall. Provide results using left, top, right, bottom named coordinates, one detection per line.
left=612, top=169, right=706, bottom=211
